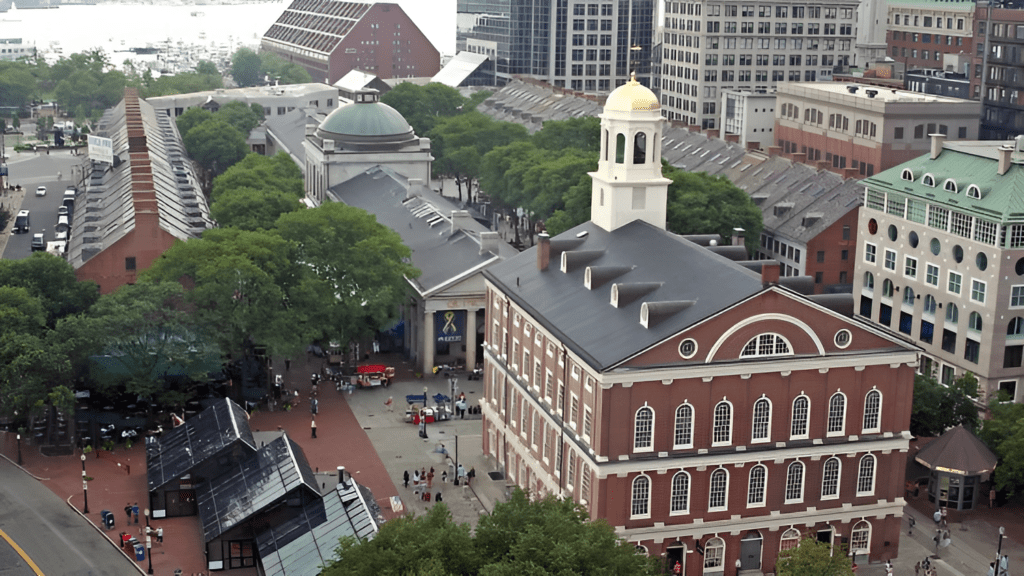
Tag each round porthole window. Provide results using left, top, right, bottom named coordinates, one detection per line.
left=834, top=329, right=852, bottom=349
left=887, top=224, right=898, bottom=242
left=930, top=238, right=941, bottom=256
left=953, top=245, right=964, bottom=263
left=977, top=252, right=988, bottom=271
left=679, top=338, right=698, bottom=359
left=909, top=231, right=919, bottom=248
left=868, top=219, right=878, bottom=235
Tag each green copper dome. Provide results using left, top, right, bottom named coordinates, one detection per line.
left=317, top=92, right=414, bottom=141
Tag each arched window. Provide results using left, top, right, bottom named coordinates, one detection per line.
left=882, top=279, right=894, bottom=298
left=633, top=132, right=647, bottom=164
left=670, top=471, right=690, bottom=514
left=862, top=389, right=882, bottom=432
left=827, top=392, right=846, bottom=435
left=850, top=521, right=871, bottom=554
left=1008, top=317, right=1024, bottom=338
left=708, top=468, right=729, bottom=510
left=857, top=454, right=876, bottom=495
left=674, top=403, right=694, bottom=449
left=901, top=168, right=915, bottom=181
left=615, top=133, right=626, bottom=163
left=780, top=528, right=801, bottom=551
left=740, top=333, right=793, bottom=357
left=969, top=311, right=983, bottom=331
left=704, top=537, right=725, bottom=571
left=747, top=464, right=767, bottom=506
left=712, top=401, right=732, bottom=445
left=752, top=397, right=771, bottom=442
left=821, top=457, right=841, bottom=499
left=603, top=129, right=609, bottom=162
left=946, top=303, right=959, bottom=324
left=634, top=405, right=654, bottom=451
left=943, top=178, right=958, bottom=193
left=791, top=395, right=810, bottom=438
left=631, top=474, right=651, bottom=517
left=903, top=286, right=915, bottom=305
left=785, top=461, right=805, bottom=503
left=922, top=174, right=935, bottom=187
left=967, top=184, right=981, bottom=199
left=864, top=271, right=874, bottom=291
left=924, top=295, right=937, bottom=315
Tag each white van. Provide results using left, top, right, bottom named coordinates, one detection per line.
left=14, top=210, right=29, bottom=233
left=56, top=214, right=69, bottom=233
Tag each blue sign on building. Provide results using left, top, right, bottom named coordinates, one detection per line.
left=435, top=310, right=464, bottom=343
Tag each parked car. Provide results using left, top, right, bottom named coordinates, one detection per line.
left=35, top=185, right=46, bottom=196
left=31, top=233, right=45, bottom=251
left=13, top=210, right=29, bottom=233
left=56, top=215, right=69, bottom=233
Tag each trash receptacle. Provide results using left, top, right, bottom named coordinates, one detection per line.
left=134, top=542, right=145, bottom=561
left=101, top=510, right=114, bottom=529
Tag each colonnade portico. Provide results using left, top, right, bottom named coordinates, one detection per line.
left=418, top=297, right=484, bottom=376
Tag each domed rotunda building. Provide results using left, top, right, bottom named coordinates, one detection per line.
left=303, top=89, right=432, bottom=205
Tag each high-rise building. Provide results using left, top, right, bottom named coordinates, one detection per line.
left=886, top=0, right=975, bottom=74
left=457, top=0, right=655, bottom=91
left=973, top=1, right=1024, bottom=140
left=659, top=0, right=859, bottom=129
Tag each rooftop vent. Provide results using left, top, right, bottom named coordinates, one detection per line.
left=865, top=89, right=878, bottom=99
left=847, top=85, right=859, bottom=94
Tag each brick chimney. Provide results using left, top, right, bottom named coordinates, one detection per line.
left=761, top=261, right=780, bottom=288
left=998, top=145, right=1013, bottom=175
left=537, top=233, right=551, bottom=271
left=746, top=141, right=761, bottom=152
left=725, top=133, right=740, bottom=143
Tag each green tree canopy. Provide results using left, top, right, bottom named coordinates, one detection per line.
left=259, top=51, right=313, bottom=85
left=231, top=48, right=262, bottom=87
left=979, top=398, right=1024, bottom=497
left=663, top=164, right=763, bottom=254
left=217, top=100, right=263, bottom=136
left=137, top=69, right=223, bottom=99
left=195, top=60, right=219, bottom=76
left=211, top=152, right=303, bottom=202
left=910, top=371, right=980, bottom=437
left=322, top=489, right=659, bottom=576
left=175, top=106, right=214, bottom=138
left=211, top=185, right=303, bottom=231
left=0, top=62, right=38, bottom=108
left=775, top=538, right=855, bottom=576
left=531, top=116, right=600, bottom=153
left=0, top=252, right=99, bottom=327
left=381, top=82, right=469, bottom=136
left=182, top=117, right=248, bottom=176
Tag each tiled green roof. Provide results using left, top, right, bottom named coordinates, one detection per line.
left=862, top=143, right=1024, bottom=223
left=886, top=0, right=975, bottom=11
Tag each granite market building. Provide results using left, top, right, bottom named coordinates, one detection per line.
left=480, top=78, right=919, bottom=572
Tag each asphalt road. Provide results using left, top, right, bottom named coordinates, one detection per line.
left=3, top=147, right=87, bottom=261
left=0, top=460, right=136, bottom=576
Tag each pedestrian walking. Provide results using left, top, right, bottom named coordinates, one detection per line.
left=385, top=396, right=394, bottom=412
left=427, top=468, right=434, bottom=489
left=310, top=397, right=318, bottom=415
left=457, top=463, right=466, bottom=484
left=413, top=469, right=420, bottom=487
left=156, top=526, right=163, bottom=543
left=132, top=503, right=139, bottom=524
left=467, top=467, right=476, bottom=486
left=403, top=470, right=410, bottom=488
left=940, top=506, right=948, bottom=527
left=990, top=488, right=997, bottom=508
left=441, top=470, right=448, bottom=484
left=914, top=561, right=921, bottom=576
left=124, top=503, right=132, bottom=523
left=435, top=492, right=442, bottom=503
left=885, top=559, right=893, bottom=575
left=311, top=418, right=317, bottom=438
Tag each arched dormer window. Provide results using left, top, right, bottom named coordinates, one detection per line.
left=633, top=132, right=647, bottom=164
left=740, top=333, right=793, bottom=357
left=901, top=169, right=915, bottom=181
left=922, top=173, right=936, bottom=187
left=943, top=178, right=958, bottom=193
left=966, top=184, right=982, bottom=199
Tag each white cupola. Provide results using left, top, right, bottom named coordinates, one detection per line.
left=589, top=73, right=672, bottom=232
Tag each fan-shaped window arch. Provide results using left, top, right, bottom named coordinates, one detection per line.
left=827, top=392, right=846, bottom=435
left=821, top=457, right=841, bottom=499
left=943, top=178, right=958, bottom=193
left=631, top=474, right=651, bottom=517
left=670, top=471, right=690, bottom=514
left=674, top=403, right=694, bottom=449
left=712, top=401, right=733, bottom=445
left=634, top=405, right=654, bottom=452
left=780, top=528, right=801, bottom=551
left=901, top=168, right=915, bottom=181
left=1008, top=317, right=1024, bottom=339
left=967, top=184, right=981, bottom=199
left=850, top=521, right=871, bottom=554
left=790, top=395, right=810, bottom=439
left=740, top=333, right=793, bottom=357
left=747, top=464, right=767, bottom=507
left=863, top=389, right=882, bottom=432
left=785, top=461, right=805, bottom=503
left=751, top=397, right=772, bottom=442
left=922, top=173, right=936, bottom=187
left=704, top=537, right=725, bottom=571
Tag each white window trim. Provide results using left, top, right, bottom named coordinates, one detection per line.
left=669, top=470, right=691, bottom=516
left=883, top=248, right=897, bottom=271
left=1010, top=285, right=1024, bottom=309
left=925, top=263, right=940, bottom=287
left=821, top=457, right=842, bottom=501
left=711, top=399, right=733, bottom=447
left=556, top=380, right=565, bottom=416
left=546, top=342, right=554, bottom=358
left=584, top=375, right=594, bottom=393
left=864, top=242, right=878, bottom=265
left=856, top=454, right=877, bottom=497
left=708, top=468, right=730, bottom=512
left=530, top=411, right=537, bottom=447
left=850, top=521, right=872, bottom=555
left=633, top=403, right=655, bottom=453
left=522, top=349, right=530, bottom=381
left=673, top=402, right=695, bottom=450
left=751, top=396, right=772, bottom=444
left=971, top=278, right=987, bottom=304
left=826, top=392, right=847, bottom=437
left=513, top=312, right=520, bottom=326
left=861, top=388, right=882, bottom=434
left=746, top=464, right=768, bottom=509
left=904, top=255, right=918, bottom=279
left=524, top=323, right=532, bottom=338
left=784, top=460, right=805, bottom=504
left=583, top=406, right=593, bottom=443
left=947, top=271, right=962, bottom=296
left=544, top=369, right=553, bottom=405
left=790, top=395, right=810, bottom=440
left=571, top=364, right=581, bottom=380
left=570, top=392, right=579, bottom=429
left=630, top=473, right=652, bottom=519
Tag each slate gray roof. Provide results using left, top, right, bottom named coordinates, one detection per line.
left=256, top=479, right=380, bottom=576
left=197, top=434, right=320, bottom=543
left=483, top=220, right=764, bottom=371
left=477, top=79, right=861, bottom=247
left=263, top=108, right=325, bottom=167
left=329, top=166, right=517, bottom=296
left=68, top=92, right=211, bottom=269
left=146, top=399, right=256, bottom=492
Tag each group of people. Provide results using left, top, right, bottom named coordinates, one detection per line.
left=401, top=464, right=476, bottom=504
left=915, top=557, right=937, bottom=576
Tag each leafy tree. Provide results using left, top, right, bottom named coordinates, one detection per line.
left=259, top=51, right=312, bottom=85
left=217, top=100, right=263, bottom=136
left=231, top=48, right=262, bottom=88
left=0, top=331, right=70, bottom=421
left=0, top=286, right=47, bottom=337
left=211, top=185, right=303, bottom=231
left=211, top=152, right=303, bottom=202
left=182, top=117, right=248, bottom=180
left=0, top=62, right=38, bottom=108
left=663, top=164, right=763, bottom=255
left=322, top=489, right=659, bottom=576
left=175, top=107, right=214, bottom=138
left=0, top=252, right=99, bottom=327
left=428, top=112, right=528, bottom=200
left=138, top=69, right=223, bottom=99
left=979, top=397, right=1024, bottom=497
left=532, top=116, right=600, bottom=153
left=910, top=371, right=980, bottom=437
left=775, top=538, right=855, bottom=576
left=273, top=203, right=419, bottom=348
left=195, top=60, right=220, bottom=76
left=381, top=82, right=468, bottom=136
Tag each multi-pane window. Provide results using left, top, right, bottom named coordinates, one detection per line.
left=948, top=272, right=962, bottom=295
left=740, top=333, right=792, bottom=357
left=704, top=538, right=725, bottom=570
left=570, top=395, right=579, bottom=425
left=752, top=398, right=771, bottom=442
left=791, top=396, right=809, bottom=438
left=780, top=528, right=801, bottom=551
left=567, top=452, right=576, bottom=487
left=926, top=264, right=939, bottom=286
left=747, top=465, right=767, bottom=506
left=1011, top=286, right=1024, bottom=307
left=785, top=461, right=805, bottom=502
left=857, top=455, right=876, bottom=495
left=822, top=457, right=841, bottom=498
left=928, top=206, right=949, bottom=230
left=827, top=393, right=846, bottom=435
left=972, top=280, right=987, bottom=303
left=708, top=469, right=728, bottom=509
left=634, top=406, right=654, bottom=450
left=712, top=401, right=732, bottom=444
left=583, top=407, right=593, bottom=440
left=670, top=471, right=690, bottom=514
left=580, top=466, right=590, bottom=502
left=950, top=212, right=972, bottom=238
left=851, top=521, right=871, bottom=554
left=674, top=404, right=694, bottom=448
left=863, top=390, right=881, bottom=431
left=864, top=243, right=877, bottom=263
left=884, top=249, right=897, bottom=270
left=630, top=475, right=650, bottom=517
left=905, top=257, right=917, bottom=278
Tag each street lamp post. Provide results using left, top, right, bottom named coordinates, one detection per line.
left=16, top=434, right=21, bottom=466
left=145, top=508, right=149, bottom=529
left=996, top=526, right=1005, bottom=571
left=735, top=558, right=742, bottom=576
left=81, top=453, right=89, bottom=513
left=146, top=535, right=153, bottom=575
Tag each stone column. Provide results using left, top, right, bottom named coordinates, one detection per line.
left=464, top=308, right=477, bottom=370
left=422, top=309, right=435, bottom=376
